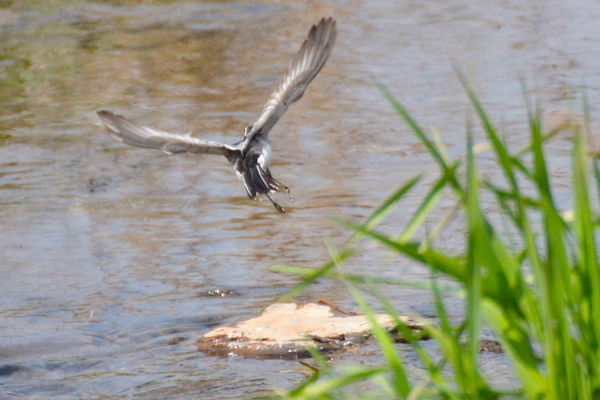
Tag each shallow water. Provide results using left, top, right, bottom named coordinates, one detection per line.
left=1, top=0, right=599, bottom=398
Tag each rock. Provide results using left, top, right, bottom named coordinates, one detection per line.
left=195, top=303, right=425, bottom=359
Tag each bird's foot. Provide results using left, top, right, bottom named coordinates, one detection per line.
left=266, top=194, right=287, bottom=216
left=273, top=178, right=293, bottom=203
left=285, top=186, right=294, bottom=203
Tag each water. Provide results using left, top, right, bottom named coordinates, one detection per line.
left=1, top=0, right=599, bottom=398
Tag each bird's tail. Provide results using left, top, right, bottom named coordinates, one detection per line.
left=230, top=154, right=292, bottom=214
left=240, top=156, right=279, bottom=199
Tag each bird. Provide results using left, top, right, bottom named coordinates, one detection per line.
left=97, top=17, right=337, bottom=215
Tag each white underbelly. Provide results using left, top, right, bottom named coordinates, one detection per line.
left=257, top=143, right=272, bottom=169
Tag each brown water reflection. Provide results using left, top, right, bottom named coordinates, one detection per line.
left=1, top=0, right=598, bottom=398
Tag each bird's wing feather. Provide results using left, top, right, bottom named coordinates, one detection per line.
left=97, top=110, right=239, bottom=156
left=242, top=17, right=337, bottom=149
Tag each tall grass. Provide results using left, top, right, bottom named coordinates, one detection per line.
left=274, top=77, right=600, bottom=399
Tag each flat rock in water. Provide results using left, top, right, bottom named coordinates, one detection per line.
left=195, top=303, right=424, bottom=359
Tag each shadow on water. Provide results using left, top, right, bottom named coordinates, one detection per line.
left=1, top=0, right=598, bottom=398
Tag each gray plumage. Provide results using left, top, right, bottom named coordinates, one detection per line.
left=97, top=17, right=337, bottom=214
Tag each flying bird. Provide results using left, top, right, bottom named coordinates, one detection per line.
left=97, top=17, right=337, bottom=214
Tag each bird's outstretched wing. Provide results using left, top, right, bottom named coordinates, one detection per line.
left=242, top=17, right=337, bottom=151
left=97, top=110, right=239, bottom=156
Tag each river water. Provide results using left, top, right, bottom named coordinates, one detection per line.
left=1, top=0, right=599, bottom=398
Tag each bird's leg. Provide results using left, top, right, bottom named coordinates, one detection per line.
left=272, top=178, right=294, bottom=202
left=264, top=168, right=294, bottom=203
left=265, top=193, right=287, bottom=216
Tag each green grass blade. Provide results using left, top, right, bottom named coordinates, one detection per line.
left=366, top=282, right=458, bottom=397
left=326, top=240, right=412, bottom=398
left=455, top=67, right=518, bottom=191
left=348, top=283, right=411, bottom=397
left=355, top=173, right=424, bottom=240
left=273, top=247, right=355, bottom=303
left=339, top=219, right=467, bottom=282
left=283, top=367, right=386, bottom=400
left=464, top=117, right=484, bottom=396
left=398, top=162, right=460, bottom=243
left=572, top=124, right=600, bottom=395
left=378, top=85, right=462, bottom=193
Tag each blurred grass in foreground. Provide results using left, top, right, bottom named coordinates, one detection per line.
left=273, top=76, right=600, bottom=399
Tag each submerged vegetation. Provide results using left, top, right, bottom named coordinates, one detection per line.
left=275, top=75, right=600, bottom=399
